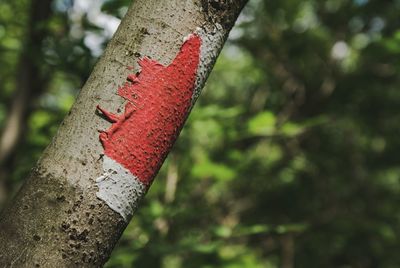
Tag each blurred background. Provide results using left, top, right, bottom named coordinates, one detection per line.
left=1, top=0, right=400, bottom=267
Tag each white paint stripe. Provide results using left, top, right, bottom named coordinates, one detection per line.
left=191, top=23, right=226, bottom=104
left=96, top=155, right=146, bottom=221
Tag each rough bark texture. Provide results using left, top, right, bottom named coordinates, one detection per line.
left=0, top=0, right=247, bottom=266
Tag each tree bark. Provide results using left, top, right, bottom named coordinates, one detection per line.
left=0, top=0, right=247, bottom=267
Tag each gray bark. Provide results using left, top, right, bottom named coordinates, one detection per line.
left=0, top=0, right=247, bottom=267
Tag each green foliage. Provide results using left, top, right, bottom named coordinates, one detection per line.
left=3, top=0, right=400, bottom=267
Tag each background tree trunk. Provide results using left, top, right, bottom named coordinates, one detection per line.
left=0, top=0, right=53, bottom=207
left=0, top=0, right=247, bottom=266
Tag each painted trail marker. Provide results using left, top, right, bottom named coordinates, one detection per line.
left=96, top=34, right=201, bottom=220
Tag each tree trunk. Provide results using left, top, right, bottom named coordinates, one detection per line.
left=0, top=0, right=247, bottom=267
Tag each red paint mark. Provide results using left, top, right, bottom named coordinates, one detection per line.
left=97, top=34, right=201, bottom=185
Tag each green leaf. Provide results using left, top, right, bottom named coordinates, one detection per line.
left=192, top=160, right=236, bottom=181
left=247, top=111, right=276, bottom=136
